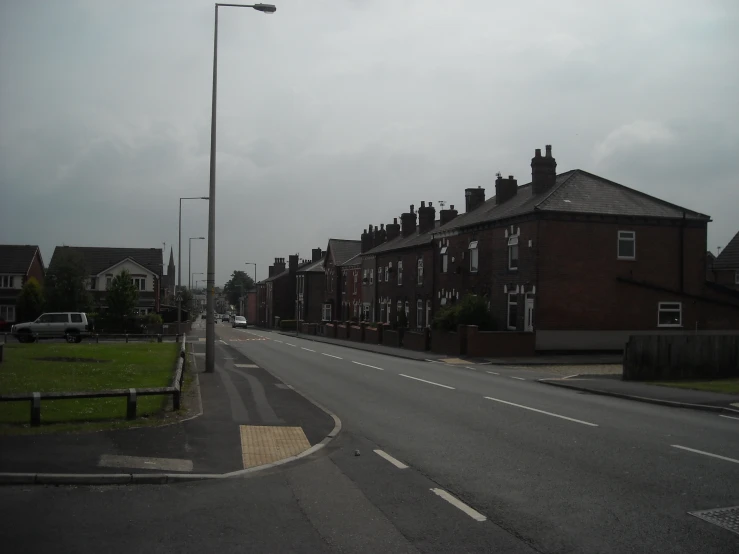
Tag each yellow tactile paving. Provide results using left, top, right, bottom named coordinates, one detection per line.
left=440, top=358, right=470, bottom=365
left=240, top=425, right=311, bottom=468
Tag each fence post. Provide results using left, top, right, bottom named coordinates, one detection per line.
left=96, top=334, right=99, bottom=344
left=126, top=388, right=137, bottom=419
left=0, top=343, right=4, bottom=363
left=173, top=389, right=181, bottom=411
left=157, top=334, right=162, bottom=343
left=31, top=392, right=41, bottom=426
left=125, top=333, right=128, bottom=343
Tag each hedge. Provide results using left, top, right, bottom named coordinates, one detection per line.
left=279, top=319, right=297, bottom=330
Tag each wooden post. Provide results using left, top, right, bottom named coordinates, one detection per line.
left=0, top=343, right=4, bottom=363
left=173, top=389, right=181, bottom=411
left=31, top=392, right=41, bottom=426
left=126, top=388, right=137, bottom=419
left=125, top=333, right=129, bottom=343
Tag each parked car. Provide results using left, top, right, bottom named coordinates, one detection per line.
left=221, top=314, right=229, bottom=322
left=232, top=316, right=247, bottom=329
left=12, top=312, right=92, bottom=343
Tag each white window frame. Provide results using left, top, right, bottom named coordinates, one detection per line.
left=397, top=260, right=403, bottom=285
left=385, top=265, right=389, bottom=281
left=353, top=271, right=358, bottom=293
left=131, top=277, right=146, bottom=291
left=657, top=302, right=682, bottom=327
left=618, top=230, right=636, bottom=260
left=507, top=292, right=518, bottom=330
left=416, top=299, right=423, bottom=329
left=322, top=303, right=332, bottom=321
left=508, top=236, right=519, bottom=270
left=0, top=275, right=13, bottom=288
left=469, top=241, right=479, bottom=273
left=735, top=270, right=739, bottom=285
left=378, top=267, right=382, bottom=282
left=417, top=258, right=424, bottom=285
left=0, top=305, right=16, bottom=322
left=369, top=268, right=374, bottom=285
left=386, top=300, right=391, bottom=324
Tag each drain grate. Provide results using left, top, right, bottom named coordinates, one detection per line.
left=689, top=506, right=739, bottom=536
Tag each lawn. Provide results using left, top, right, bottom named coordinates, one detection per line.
left=0, top=342, right=178, bottom=425
left=650, top=378, right=739, bottom=395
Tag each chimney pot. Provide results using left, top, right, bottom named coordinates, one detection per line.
left=420, top=201, right=425, bottom=208
left=532, top=144, right=557, bottom=194
left=545, top=144, right=552, bottom=157
left=535, top=148, right=542, bottom=157
left=464, top=187, right=486, bottom=213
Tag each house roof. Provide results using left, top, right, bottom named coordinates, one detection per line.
left=263, top=269, right=289, bottom=283
left=714, top=230, right=739, bottom=270
left=49, top=246, right=163, bottom=275
left=0, top=245, right=42, bottom=275
left=364, top=221, right=440, bottom=256
left=326, top=239, right=361, bottom=266
left=297, top=257, right=326, bottom=273
left=339, top=252, right=363, bottom=268
left=435, top=169, right=711, bottom=234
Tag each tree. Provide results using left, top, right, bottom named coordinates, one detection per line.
left=45, top=250, right=91, bottom=311
left=16, top=277, right=44, bottom=322
left=107, top=269, right=139, bottom=321
left=432, top=294, right=494, bottom=331
left=180, top=289, right=194, bottom=316
left=223, top=270, right=255, bottom=307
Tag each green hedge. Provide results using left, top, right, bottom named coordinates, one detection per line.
left=279, top=319, right=297, bottom=330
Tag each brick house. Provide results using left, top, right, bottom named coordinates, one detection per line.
left=360, top=224, right=386, bottom=322
left=712, top=231, right=739, bottom=290
left=322, top=239, right=361, bottom=321
left=0, top=245, right=45, bottom=326
left=261, top=256, right=298, bottom=327
left=48, top=246, right=164, bottom=314
left=296, top=248, right=325, bottom=323
left=256, top=281, right=267, bottom=326
left=432, top=145, right=739, bottom=350
left=340, top=253, right=363, bottom=321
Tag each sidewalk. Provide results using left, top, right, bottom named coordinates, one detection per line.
left=539, top=374, right=739, bottom=413
left=0, top=331, right=336, bottom=480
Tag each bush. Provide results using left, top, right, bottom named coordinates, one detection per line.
left=144, top=313, right=164, bottom=325
left=432, top=294, right=494, bottom=331
left=432, top=304, right=459, bottom=331
left=396, top=309, right=409, bottom=329
left=279, top=319, right=297, bottom=330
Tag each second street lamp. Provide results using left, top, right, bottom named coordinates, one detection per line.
left=189, top=237, right=205, bottom=289
left=179, top=196, right=208, bottom=331
left=192, top=272, right=204, bottom=290
left=205, top=3, right=276, bottom=373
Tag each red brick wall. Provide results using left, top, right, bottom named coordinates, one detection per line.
left=403, top=329, right=429, bottom=351
left=375, top=245, right=434, bottom=328
left=27, top=249, right=45, bottom=285
left=430, top=330, right=461, bottom=356
left=349, top=325, right=363, bottom=341
left=466, top=326, right=535, bottom=357
left=382, top=329, right=401, bottom=348
left=365, top=326, right=381, bottom=344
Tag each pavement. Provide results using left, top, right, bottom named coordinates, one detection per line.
left=2, top=323, right=739, bottom=553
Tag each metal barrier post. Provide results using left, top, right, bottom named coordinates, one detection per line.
left=126, top=389, right=137, bottom=420
left=31, top=392, right=41, bottom=426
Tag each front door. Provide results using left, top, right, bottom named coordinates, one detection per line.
left=524, top=294, right=535, bottom=332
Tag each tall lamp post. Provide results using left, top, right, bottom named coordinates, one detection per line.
left=189, top=237, right=205, bottom=289
left=192, top=272, right=204, bottom=291
left=179, top=197, right=208, bottom=332
left=244, top=262, right=257, bottom=323
left=205, top=3, right=276, bottom=373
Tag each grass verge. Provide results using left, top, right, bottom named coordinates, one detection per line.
left=0, top=342, right=177, bottom=426
left=650, top=378, right=739, bottom=395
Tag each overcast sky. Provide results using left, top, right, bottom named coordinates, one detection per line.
left=2, top=0, right=738, bottom=285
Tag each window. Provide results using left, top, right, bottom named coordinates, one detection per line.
left=618, top=230, right=636, bottom=260
left=0, top=305, right=15, bottom=322
left=363, top=303, right=370, bottom=321
left=469, top=241, right=479, bottom=273
left=417, top=258, right=424, bottom=285
left=70, top=313, right=83, bottom=323
left=397, top=261, right=403, bottom=285
left=362, top=269, right=367, bottom=284
left=735, top=270, right=739, bottom=285
left=417, top=299, right=423, bottom=329
left=507, top=292, right=518, bottom=330
left=397, top=300, right=402, bottom=321
left=508, top=236, right=519, bottom=270
left=378, top=267, right=382, bottom=282
left=89, top=276, right=97, bottom=290
left=440, top=246, right=448, bottom=273
left=353, top=271, right=358, bottom=293
left=386, top=300, right=391, bottom=324
left=131, top=277, right=146, bottom=291
left=322, top=303, right=332, bottom=321
left=106, top=275, right=113, bottom=289
left=426, top=300, right=431, bottom=328
left=658, top=302, right=682, bottom=327
left=385, top=265, right=389, bottom=281
left=380, top=301, right=386, bottom=323
left=369, top=268, right=374, bottom=285
left=0, top=275, right=14, bottom=288
left=51, top=314, right=69, bottom=323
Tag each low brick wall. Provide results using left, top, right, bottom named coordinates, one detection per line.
left=365, top=327, right=381, bottom=344
left=323, top=323, right=337, bottom=338
left=466, top=327, right=536, bottom=357
left=430, top=330, right=461, bottom=356
left=383, top=329, right=401, bottom=348
left=336, top=324, right=348, bottom=339
left=300, top=323, right=318, bottom=335
left=349, top=325, right=364, bottom=342
left=403, top=329, right=429, bottom=351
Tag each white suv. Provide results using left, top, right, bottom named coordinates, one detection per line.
left=12, top=312, right=91, bottom=343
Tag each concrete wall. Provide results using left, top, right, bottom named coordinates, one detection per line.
left=624, top=334, right=739, bottom=380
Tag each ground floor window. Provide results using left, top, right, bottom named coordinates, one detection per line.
left=322, top=303, right=332, bottom=321
left=507, top=292, right=518, bottom=330
left=658, top=302, right=682, bottom=327
left=426, top=300, right=431, bottom=328
left=0, top=304, right=15, bottom=322
left=363, top=303, right=371, bottom=321
left=386, top=301, right=392, bottom=324
left=417, top=300, right=423, bottom=329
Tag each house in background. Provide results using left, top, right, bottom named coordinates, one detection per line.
left=712, top=231, right=739, bottom=290
left=322, top=239, right=361, bottom=321
left=296, top=248, right=325, bottom=323
left=0, top=245, right=45, bottom=326
left=48, top=246, right=164, bottom=314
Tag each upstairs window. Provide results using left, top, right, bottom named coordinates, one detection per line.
left=508, top=236, right=519, bottom=270
left=658, top=302, right=682, bottom=327
left=416, top=299, right=423, bottom=328
left=397, top=261, right=403, bottom=285
left=618, top=230, right=636, bottom=260
left=417, top=258, right=424, bottom=285
left=385, top=264, right=390, bottom=282
left=0, top=275, right=14, bottom=288
left=131, top=277, right=146, bottom=291
left=89, top=276, right=97, bottom=290
left=353, top=272, right=358, bottom=293
left=370, top=268, right=374, bottom=285
left=469, top=241, right=479, bottom=273
left=440, top=246, right=448, bottom=273
left=378, top=267, right=382, bottom=282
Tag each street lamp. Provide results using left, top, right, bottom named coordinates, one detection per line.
left=244, top=262, right=257, bottom=322
left=189, top=237, right=205, bottom=289
left=205, top=3, right=277, bottom=373
left=179, top=197, right=208, bottom=331
left=192, top=272, right=204, bottom=290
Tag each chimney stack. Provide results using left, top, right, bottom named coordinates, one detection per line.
left=312, top=247, right=323, bottom=262
left=465, top=186, right=486, bottom=213
left=273, top=257, right=286, bottom=275
left=400, top=204, right=417, bottom=237
left=268, top=265, right=275, bottom=278
left=417, top=201, right=436, bottom=233
left=531, top=144, right=557, bottom=194
left=288, top=254, right=299, bottom=272
left=495, top=174, right=518, bottom=204
left=374, top=224, right=387, bottom=247
left=386, top=218, right=401, bottom=241
left=440, top=204, right=458, bottom=226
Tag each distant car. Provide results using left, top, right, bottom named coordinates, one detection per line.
left=12, top=312, right=92, bottom=343
left=232, top=316, right=247, bottom=329
left=221, top=315, right=229, bottom=322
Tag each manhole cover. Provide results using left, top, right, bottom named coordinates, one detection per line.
left=689, top=506, right=739, bottom=536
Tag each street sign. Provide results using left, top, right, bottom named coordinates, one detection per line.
left=175, top=293, right=183, bottom=302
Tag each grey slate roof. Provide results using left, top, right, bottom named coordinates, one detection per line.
left=365, top=221, right=440, bottom=256
left=263, top=269, right=289, bottom=283
left=49, top=246, right=163, bottom=275
left=0, top=245, right=41, bottom=274
left=297, top=257, right=326, bottom=273
left=714, top=231, right=739, bottom=269
left=340, top=253, right=363, bottom=267
left=327, top=239, right=361, bottom=266
left=435, top=169, right=711, bottom=234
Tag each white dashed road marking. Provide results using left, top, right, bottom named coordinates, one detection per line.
left=273, top=340, right=283, bottom=343
left=399, top=374, right=455, bottom=390
left=322, top=353, right=342, bottom=359
left=430, top=488, right=486, bottom=522
left=484, top=396, right=599, bottom=427
left=234, top=364, right=259, bottom=368
left=219, top=340, right=228, bottom=344
left=301, top=347, right=316, bottom=352
left=285, top=343, right=297, bottom=347
left=374, top=449, right=408, bottom=469
left=510, top=376, right=526, bottom=381
left=671, top=445, right=739, bottom=465
left=486, top=371, right=500, bottom=376
left=464, top=366, right=477, bottom=371
left=719, top=415, right=739, bottom=421
left=352, top=361, right=384, bottom=371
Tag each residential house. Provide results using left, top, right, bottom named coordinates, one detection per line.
left=322, top=239, right=361, bottom=321
left=296, top=248, right=325, bottom=323
left=0, top=245, right=45, bottom=326
left=340, top=253, right=363, bottom=321
left=360, top=225, right=386, bottom=322
left=431, top=145, right=739, bottom=351
left=712, top=231, right=739, bottom=290
left=261, top=254, right=321, bottom=327
left=48, top=246, right=164, bottom=314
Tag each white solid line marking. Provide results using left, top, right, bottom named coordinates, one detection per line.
left=322, top=353, right=343, bottom=359
left=484, top=396, right=599, bottom=427
left=285, top=343, right=297, bottom=347
left=374, top=449, right=408, bottom=469
left=510, top=376, right=526, bottom=381
left=430, top=488, right=486, bottom=522
left=719, top=414, right=739, bottom=421
left=464, top=366, right=478, bottom=371
left=671, top=445, right=739, bottom=465
left=486, top=371, right=500, bottom=376
left=301, top=347, right=316, bottom=352
left=352, top=361, right=384, bottom=371
left=399, top=374, right=455, bottom=390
